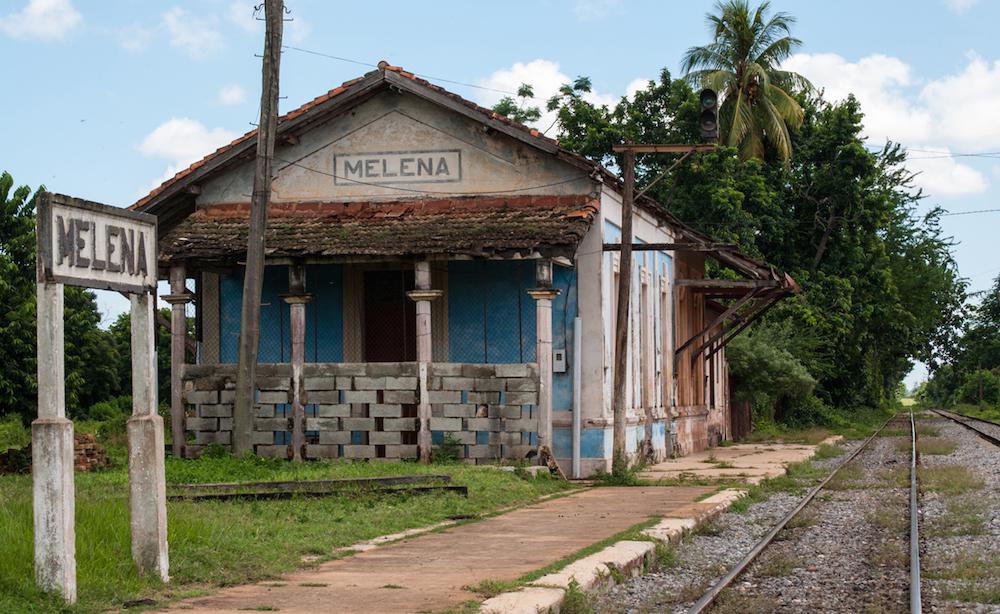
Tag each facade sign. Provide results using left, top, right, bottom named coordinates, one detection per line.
left=333, top=149, right=461, bottom=185
left=37, top=192, right=157, bottom=294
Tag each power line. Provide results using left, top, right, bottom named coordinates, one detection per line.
left=940, top=208, right=1000, bottom=216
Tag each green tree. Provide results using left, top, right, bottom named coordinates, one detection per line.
left=681, top=0, right=812, bottom=161
left=491, top=83, right=542, bottom=125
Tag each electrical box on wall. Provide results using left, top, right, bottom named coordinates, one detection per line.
left=553, top=348, right=567, bottom=373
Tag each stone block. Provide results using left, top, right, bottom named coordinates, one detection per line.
left=306, top=417, right=339, bottom=431
left=258, top=390, right=289, bottom=404
left=383, top=390, right=417, bottom=404
left=428, top=390, right=461, bottom=404
left=429, top=363, right=463, bottom=376
left=494, top=363, right=529, bottom=378
left=195, top=430, right=230, bottom=445
left=304, top=377, right=337, bottom=391
left=305, top=444, right=339, bottom=459
left=441, top=376, right=475, bottom=390
left=342, top=417, right=376, bottom=431
left=384, top=376, right=418, bottom=390
left=502, top=418, right=537, bottom=432
left=342, top=390, right=377, bottom=404
left=467, top=391, right=500, bottom=404
left=306, top=390, right=341, bottom=404
left=505, top=378, right=539, bottom=392
left=369, top=431, right=402, bottom=445
left=429, top=417, right=462, bottom=431
left=199, top=404, right=232, bottom=418
left=187, top=417, right=217, bottom=431
left=254, top=404, right=275, bottom=418
left=461, top=364, right=495, bottom=378
left=383, top=418, right=418, bottom=432
left=369, top=404, right=402, bottom=418
left=319, top=431, right=351, bottom=445
left=498, top=405, right=523, bottom=419
left=385, top=444, right=419, bottom=459
left=343, top=445, right=376, bottom=459
left=467, top=444, right=499, bottom=459
left=442, top=404, right=477, bottom=418
left=505, top=392, right=538, bottom=405
left=254, top=417, right=291, bottom=432
left=185, top=390, right=218, bottom=405
left=218, top=418, right=233, bottom=431
left=219, top=390, right=236, bottom=403
left=354, top=376, right=387, bottom=390
left=466, top=418, right=500, bottom=432
left=474, top=378, right=506, bottom=392
left=318, top=404, right=351, bottom=417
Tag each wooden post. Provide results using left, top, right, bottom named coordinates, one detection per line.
left=529, top=259, right=559, bottom=457
left=126, top=292, right=170, bottom=581
left=407, top=259, right=442, bottom=464
left=611, top=144, right=635, bottom=477
left=163, top=264, right=191, bottom=458
left=32, top=280, right=76, bottom=603
left=233, top=0, right=284, bottom=455
left=282, top=264, right=312, bottom=462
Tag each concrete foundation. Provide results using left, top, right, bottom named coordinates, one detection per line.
left=127, top=414, right=170, bottom=582
left=31, top=417, right=76, bottom=603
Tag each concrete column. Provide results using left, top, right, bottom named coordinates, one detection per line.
left=407, top=259, right=442, bottom=464
left=33, top=281, right=76, bottom=603
left=162, top=264, right=192, bottom=458
left=282, top=264, right=312, bottom=462
left=528, top=259, right=560, bottom=456
left=126, top=292, right=170, bottom=582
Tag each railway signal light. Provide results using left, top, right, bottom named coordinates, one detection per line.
left=699, top=88, right=719, bottom=142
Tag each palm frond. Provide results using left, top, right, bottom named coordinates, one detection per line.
left=766, top=84, right=805, bottom=128
left=758, top=93, right=793, bottom=160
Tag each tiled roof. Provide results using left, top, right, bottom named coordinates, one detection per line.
left=159, top=195, right=599, bottom=263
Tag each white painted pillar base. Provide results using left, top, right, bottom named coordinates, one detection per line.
left=408, top=259, right=442, bottom=464
left=31, top=417, right=76, bottom=603
left=528, top=288, right=560, bottom=455
left=127, top=414, right=170, bottom=581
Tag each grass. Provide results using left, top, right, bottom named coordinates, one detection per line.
left=0, top=456, right=573, bottom=613
left=918, top=465, right=984, bottom=495
left=812, top=443, right=845, bottom=460
left=756, top=550, right=801, bottom=577
left=894, top=436, right=956, bottom=455
left=0, top=415, right=30, bottom=451
left=924, top=554, right=1000, bottom=604
left=740, top=426, right=832, bottom=445
left=825, top=463, right=864, bottom=490
left=926, top=498, right=987, bottom=537
left=728, top=460, right=825, bottom=513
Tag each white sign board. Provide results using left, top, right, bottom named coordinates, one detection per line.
left=333, top=149, right=461, bottom=185
left=37, top=193, right=157, bottom=294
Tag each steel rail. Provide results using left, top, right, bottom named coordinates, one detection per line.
left=686, top=415, right=899, bottom=614
left=932, top=409, right=1000, bottom=447
left=909, top=409, right=922, bottom=614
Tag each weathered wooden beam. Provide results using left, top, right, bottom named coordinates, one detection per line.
left=602, top=242, right=735, bottom=252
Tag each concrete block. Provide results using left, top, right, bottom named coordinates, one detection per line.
left=461, top=364, right=495, bottom=378
left=354, top=376, right=387, bottom=390
left=184, top=390, right=218, bottom=405
left=254, top=417, right=290, bottom=432
left=219, top=390, right=236, bottom=403
left=449, top=431, right=476, bottom=444
left=369, top=431, right=402, bottom=445
left=428, top=390, right=461, bottom=404
left=305, top=444, right=339, bottom=459
left=186, top=417, right=217, bottom=431
left=319, top=431, right=351, bottom=445
left=467, top=391, right=500, bottom=404
left=335, top=376, right=354, bottom=390
left=494, top=432, right=522, bottom=445
left=125, top=414, right=169, bottom=582
left=257, top=391, right=289, bottom=404
left=429, top=363, right=463, bottom=376
left=505, top=392, right=538, bottom=405
left=383, top=418, right=418, bottom=432
left=305, top=417, right=339, bottom=431
left=442, top=404, right=477, bottom=418
left=533, top=541, right=654, bottom=592
left=343, top=445, right=376, bottom=459
left=254, top=404, right=275, bottom=418
left=304, top=377, right=337, bottom=391
left=467, top=444, right=499, bottom=459
left=366, top=362, right=417, bottom=377
left=494, top=363, right=529, bottom=378
left=369, top=404, right=402, bottom=418
left=502, top=418, right=537, bottom=432
left=385, top=444, right=419, bottom=459
left=318, top=404, right=351, bottom=417
left=383, top=390, right=417, bottom=404
left=195, top=430, right=230, bottom=445
left=306, top=390, right=342, bottom=404
left=342, top=417, right=376, bottom=431
left=498, top=405, right=523, bottom=419
left=199, top=404, right=231, bottom=418
left=480, top=587, right=564, bottom=614
left=256, top=377, right=290, bottom=391
left=252, top=431, right=274, bottom=445
left=429, top=417, right=462, bottom=431
left=384, top=376, right=418, bottom=390
left=505, top=444, right=537, bottom=459
left=466, top=418, right=500, bottom=432
left=329, top=363, right=367, bottom=375
left=256, top=445, right=288, bottom=458
left=217, top=418, right=233, bottom=431
left=342, top=390, right=377, bottom=404
left=473, top=378, right=506, bottom=392
left=440, top=376, right=475, bottom=390
left=505, top=378, right=539, bottom=392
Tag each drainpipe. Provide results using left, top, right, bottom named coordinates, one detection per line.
left=572, top=316, right=582, bottom=479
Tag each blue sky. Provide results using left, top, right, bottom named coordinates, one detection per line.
left=3, top=0, right=998, bottom=387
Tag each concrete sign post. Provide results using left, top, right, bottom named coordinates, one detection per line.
left=34, top=192, right=167, bottom=603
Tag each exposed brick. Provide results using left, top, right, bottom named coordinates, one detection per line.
left=473, top=377, right=506, bottom=392
left=354, top=376, right=387, bottom=390
left=505, top=392, right=538, bottom=405
left=342, top=417, right=375, bottom=431
left=342, top=390, right=377, bottom=404
left=506, top=378, right=539, bottom=392
left=369, top=404, right=402, bottom=418
left=428, top=390, right=461, bottom=404
left=384, top=376, right=418, bottom=390
left=467, top=391, right=500, bottom=404
left=502, top=418, right=537, bottom=432
left=383, top=418, right=419, bottom=431
left=461, top=364, right=495, bottom=378
left=442, top=404, right=476, bottom=418
left=199, top=404, right=232, bottom=418
left=343, top=445, right=376, bottom=459
left=254, top=417, right=291, bottom=432
left=429, top=363, right=463, bottom=376
left=305, top=444, right=339, bottom=459
left=429, top=417, right=462, bottom=431
left=494, top=364, right=529, bottom=378
left=319, top=431, right=351, bottom=444
left=318, top=404, right=351, bottom=417
left=466, top=418, right=500, bottom=431
left=185, top=390, right=218, bottom=405
left=440, top=376, right=475, bottom=390
left=304, top=377, right=337, bottom=391
left=258, top=391, right=289, bottom=404
left=385, top=444, right=419, bottom=459
left=369, top=431, right=402, bottom=445
left=383, top=390, right=417, bottom=404
left=306, top=417, right=339, bottom=431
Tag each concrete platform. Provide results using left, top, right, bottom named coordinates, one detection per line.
left=639, top=436, right=842, bottom=484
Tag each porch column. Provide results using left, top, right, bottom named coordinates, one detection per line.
left=281, top=264, right=313, bottom=462
left=162, top=264, right=193, bottom=458
left=407, top=259, right=442, bottom=464
left=528, top=259, right=560, bottom=456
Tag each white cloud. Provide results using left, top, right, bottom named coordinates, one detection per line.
left=625, top=78, right=650, bottom=100
left=138, top=118, right=239, bottom=192
left=574, top=0, right=622, bottom=21
left=0, top=0, right=81, bottom=41
left=286, top=15, right=311, bottom=44
left=784, top=51, right=996, bottom=196
left=217, top=84, right=247, bottom=106
left=227, top=1, right=260, bottom=33
left=477, top=59, right=620, bottom=133
left=162, top=7, right=224, bottom=59
left=945, top=0, right=979, bottom=13
left=118, top=23, right=152, bottom=53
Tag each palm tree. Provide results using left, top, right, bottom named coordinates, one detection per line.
left=682, top=0, right=812, bottom=161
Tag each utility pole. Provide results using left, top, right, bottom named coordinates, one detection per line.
left=611, top=144, right=635, bottom=477
left=233, top=0, right=283, bottom=455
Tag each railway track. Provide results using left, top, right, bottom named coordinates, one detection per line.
left=931, top=408, right=1000, bottom=447
left=686, top=412, right=923, bottom=614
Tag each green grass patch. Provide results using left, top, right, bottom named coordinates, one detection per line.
left=728, top=460, right=824, bottom=513
left=926, top=498, right=987, bottom=537
left=908, top=437, right=957, bottom=455
left=812, top=443, right=844, bottom=460
left=0, top=458, right=573, bottom=613
left=0, top=415, right=29, bottom=451
left=919, top=465, right=985, bottom=495
left=925, top=554, right=1000, bottom=603
left=825, top=463, right=865, bottom=490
